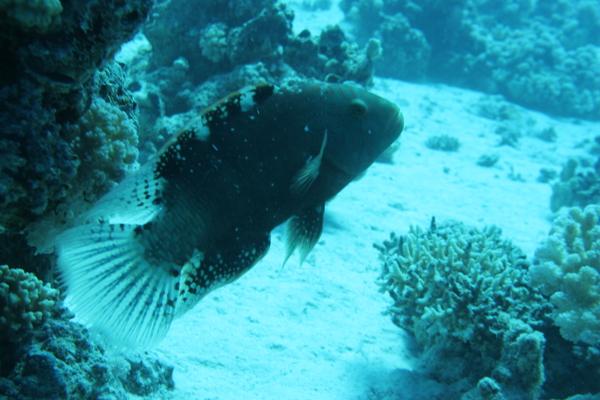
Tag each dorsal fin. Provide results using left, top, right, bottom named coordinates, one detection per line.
left=82, top=163, right=165, bottom=227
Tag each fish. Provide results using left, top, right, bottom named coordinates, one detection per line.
left=56, top=81, right=404, bottom=347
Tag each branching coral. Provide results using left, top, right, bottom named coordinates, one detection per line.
left=377, top=219, right=549, bottom=398
left=529, top=205, right=600, bottom=346
left=0, top=264, right=59, bottom=343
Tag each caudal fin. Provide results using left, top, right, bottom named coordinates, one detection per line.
left=56, top=222, right=179, bottom=348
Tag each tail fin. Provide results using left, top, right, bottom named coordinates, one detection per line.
left=56, top=221, right=179, bottom=348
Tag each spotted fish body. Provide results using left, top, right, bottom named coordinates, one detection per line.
left=56, top=81, right=404, bottom=347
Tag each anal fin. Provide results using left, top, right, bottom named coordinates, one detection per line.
left=175, top=233, right=271, bottom=317
left=284, top=204, right=325, bottom=266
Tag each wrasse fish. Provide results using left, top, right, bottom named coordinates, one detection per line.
left=56, top=81, right=404, bottom=347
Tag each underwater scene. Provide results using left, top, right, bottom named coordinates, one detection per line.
left=1, top=0, right=599, bottom=399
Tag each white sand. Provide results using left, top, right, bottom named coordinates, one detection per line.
left=152, top=77, right=597, bottom=399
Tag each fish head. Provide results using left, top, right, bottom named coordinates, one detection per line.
left=317, top=83, right=404, bottom=179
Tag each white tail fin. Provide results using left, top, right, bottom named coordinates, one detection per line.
left=56, top=221, right=179, bottom=348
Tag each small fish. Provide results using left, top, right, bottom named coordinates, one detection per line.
left=56, top=81, right=404, bottom=347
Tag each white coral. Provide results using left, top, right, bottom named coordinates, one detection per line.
left=529, top=205, right=600, bottom=345
left=0, top=265, right=58, bottom=336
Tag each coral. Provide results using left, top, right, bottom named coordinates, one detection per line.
left=0, top=318, right=175, bottom=399
left=494, top=123, right=522, bottom=147
left=376, top=219, right=549, bottom=398
left=285, top=25, right=381, bottom=86
left=550, top=158, right=600, bottom=212
left=0, top=264, right=174, bottom=398
left=143, top=0, right=290, bottom=84
left=113, top=354, right=175, bottom=397
left=0, top=0, right=62, bottom=30
left=341, top=0, right=600, bottom=119
left=134, top=0, right=378, bottom=141
left=424, top=134, right=460, bottom=152
left=199, top=23, right=229, bottom=64
left=375, top=13, right=431, bottom=80
left=0, top=265, right=59, bottom=345
left=477, top=154, right=500, bottom=168
left=1, top=62, right=139, bottom=253
left=529, top=205, right=600, bottom=346
left=0, top=0, right=151, bottom=234
left=534, top=127, right=557, bottom=143
left=537, top=168, right=557, bottom=183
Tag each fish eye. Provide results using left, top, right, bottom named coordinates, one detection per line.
left=349, top=98, right=368, bottom=116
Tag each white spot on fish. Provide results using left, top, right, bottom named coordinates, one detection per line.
left=240, top=89, right=255, bottom=112
left=194, top=124, right=210, bottom=140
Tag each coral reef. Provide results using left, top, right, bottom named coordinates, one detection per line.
left=131, top=0, right=378, bottom=151
left=377, top=216, right=600, bottom=398
left=550, top=158, right=600, bottom=212
left=0, top=318, right=175, bottom=399
left=341, top=0, right=600, bottom=119
left=0, top=2, right=177, bottom=396
left=529, top=205, right=600, bottom=346
left=0, top=264, right=174, bottom=399
left=376, top=219, right=549, bottom=398
left=285, top=25, right=381, bottom=86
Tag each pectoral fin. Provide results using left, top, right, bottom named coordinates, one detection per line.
left=284, top=204, right=325, bottom=266
left=290, top=131, right=328, bottom=196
